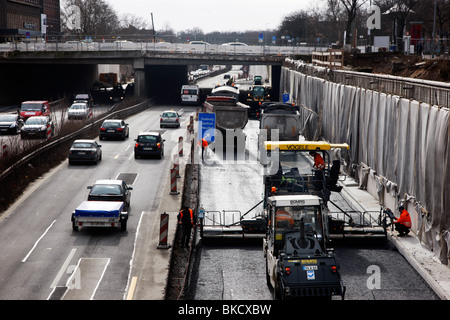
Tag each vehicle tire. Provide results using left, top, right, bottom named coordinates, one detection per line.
left=265, top=260, right=272, bottom=287
left=121, top=220, right=127, bottom=231
left=273, top=277, right=283, bottom=300
left=134, top=153, right=139, bottom=159
left=72, top=221, right=79, bottom=231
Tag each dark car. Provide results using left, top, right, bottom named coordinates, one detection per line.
left=68, top=139, right=102, bottom=165
left=134, top=131, right=165, bottom=159
left=99, top=119, right=129, bottom=140
left=0, top=114, right=24, bottom=135
left=20, top=116, right=54, bottom=139
left=87, top=179, right=132, bottom=210
left=73, top=92, right=94, bottom=108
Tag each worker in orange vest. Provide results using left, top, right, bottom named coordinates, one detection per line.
left=178, top=206, right=194, bottom=247
left=394, top=205, right=411, bottom=236
left=309, top=151, right=325, bottom=170
left=198, top=138, right=208, bottom=160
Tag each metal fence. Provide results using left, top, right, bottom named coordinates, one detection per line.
left=0, top=41, right=327, bottom=56
left=285, top=59, right=450, bottom=108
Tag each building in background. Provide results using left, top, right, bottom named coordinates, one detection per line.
left=0, top=0, right=60, bottom=42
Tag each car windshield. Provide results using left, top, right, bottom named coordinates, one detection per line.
left=21, top=103, right=42, bottom=111
left=162, top=112, right=177, bottom=118
left=70, top=104, right=86, bottom=110
left=73, top=142, right=94, bottom=148
left=102, top=121, right=121, bottom=128
left=75, top=94, right=89, bottom=100
left=25, top=117, right=47, bottom=125
left=0, top=115, right=16, bottom=121
left=138, top=135, right=157, bottom=143
left=90, top=184, right=122, bottom=195
left=183, top=89, right=197, bottom=95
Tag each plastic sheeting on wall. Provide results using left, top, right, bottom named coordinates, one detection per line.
left=281, top=67, right=450, bottom=264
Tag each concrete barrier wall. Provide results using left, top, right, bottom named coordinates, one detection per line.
left=280, top=66, right=450, bottom=265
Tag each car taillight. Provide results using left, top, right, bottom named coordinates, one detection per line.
left=100, top=127, right=106, bottom=131
left=331, top=266, right=337, bottom=273
left=285, top=267, right=291, bottom=275
left=175, top=118, right=179, bottom=122
left=160, top=118, right=163, bottom=122
left=157, top=143, right=161, bottom=149
left=117, top=128, right=124, bottom=131
left=135, top=143, right=140, bottom=148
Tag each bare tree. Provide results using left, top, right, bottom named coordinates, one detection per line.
left=61, top=0, right=120, bottom=36
left=339, top=0, right=368, bottom=45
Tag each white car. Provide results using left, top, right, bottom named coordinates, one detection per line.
left=68, top=102, right=92, bottom=120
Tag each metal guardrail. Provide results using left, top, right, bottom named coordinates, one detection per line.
left=0, top=99, right=153, bottom=182
left=0, top=41, right=327, bottom=56
left=285, top=59, right=450, bottom=108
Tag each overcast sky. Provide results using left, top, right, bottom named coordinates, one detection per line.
left=106, top=0, right=325, bottom=33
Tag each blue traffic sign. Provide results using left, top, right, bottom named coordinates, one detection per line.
left=198, top=113, right=216, bottom=142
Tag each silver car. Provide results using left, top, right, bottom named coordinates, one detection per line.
left=68, top=102, right=92, bottom=120
left=160, top=110, right=180, bottom=128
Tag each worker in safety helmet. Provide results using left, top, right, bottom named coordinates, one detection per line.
left=394, top=205, right=411, bottom=236
left=178, top=206, right=194, bottom=247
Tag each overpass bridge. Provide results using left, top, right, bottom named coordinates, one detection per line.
left=0, top=42, right=315, bottom=104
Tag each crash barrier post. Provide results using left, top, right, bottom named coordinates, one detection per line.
left=46, top=124, right=52, bottom=140
left=173, top=153, right=180, bottom=178
left=157, top=212, right=171, bottom=249
left=178, top=136, right=183, bottom=157
left=188, top=116, right=194, bottom=133
left=169, top=165, right=179, bottom=195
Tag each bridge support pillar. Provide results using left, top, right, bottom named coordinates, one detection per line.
left=133, top=58, right=146, bottom=97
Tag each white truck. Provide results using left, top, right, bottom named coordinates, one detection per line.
left=71, top=201, right=128, bottom=232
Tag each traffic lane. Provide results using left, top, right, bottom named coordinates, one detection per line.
left=0, top=104, right=193, bottom=299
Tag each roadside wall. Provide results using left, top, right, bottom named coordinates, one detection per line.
left=280, top=66, right=450, bottom=266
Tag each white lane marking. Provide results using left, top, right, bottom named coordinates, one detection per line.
left=50, top=248, right=77, bottom=288
left=22, top=219, right=57, bottom=263
left=123, top=211, right=145, bottom=300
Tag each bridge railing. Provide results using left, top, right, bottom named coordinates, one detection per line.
left=0, top=41, right=327, bottom=56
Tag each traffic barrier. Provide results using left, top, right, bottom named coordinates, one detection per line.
left=173, top=153, right=180, bottom=178
left=188, top=116, right=194, bottom=133
left=157, top=212, right=171, bottom=249
left=169, top=165, right=179, bottom=195
left=178, top=136, right=183, bottom=157
left=46, top=124, right=52, bottom=140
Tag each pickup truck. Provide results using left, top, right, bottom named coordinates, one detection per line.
left=71, top=201, right=128, bottom=231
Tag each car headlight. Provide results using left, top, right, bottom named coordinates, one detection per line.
left=39, top=126, right=46, bottom=131
left=10, top=123, right=16, bottom=128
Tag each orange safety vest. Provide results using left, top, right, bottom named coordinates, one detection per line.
left=179, top=208, right=194, bottom=225
left=397, top=209, right=411, bottom=228
left=314, top=153, right=325, bottom=170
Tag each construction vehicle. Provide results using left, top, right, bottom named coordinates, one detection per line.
left=261, top=141, right=388, bottom=238
left=246, top=85, right=271, bottom=117
left=258, top=102, right=301, bottom=144
left=203, top=86, right=250, bottom=146
left=263, top=194, right=345, bottom=299
left=262, top=141, right=349, bottom=299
